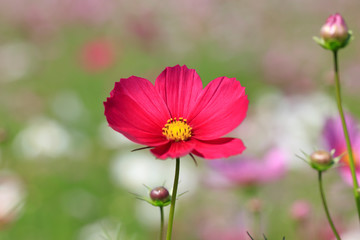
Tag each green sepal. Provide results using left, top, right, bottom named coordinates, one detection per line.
left=313, top=30, right=353, bottom=51
left=310, top=159, right=334, bottom=172
left=132, top=193, right=172, bottom=207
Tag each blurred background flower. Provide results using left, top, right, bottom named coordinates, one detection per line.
left=207, top=148, right=286, bottom=187
left=322, top=113, right=360, bottom=185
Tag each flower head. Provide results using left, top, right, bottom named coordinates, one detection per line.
left=104, top=65, right=248, bottom=160
left=150, top=186, right=170, bottom=203
left=303, top=149, right=338, bottom=172
left=314, top=13, right=352, bottom=51
left=322, top=114, right=360, bottom=185
left=320, top=14, right=348, bottom=42
left=134, top=185, right=172, bottom=207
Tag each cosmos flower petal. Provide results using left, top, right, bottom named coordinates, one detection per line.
left=191, top=138, right=245, bottom=159
left=323, top=113, right=359, bottom=152
left=104, top=76, right=170, bottom=146
left=322, top=113, right=360, bottom=185
left=151, top=141, right=196, bottom=160
left=155, top=65, right=203, bottom=118
left=189, top=76, right=248, bottom=140
left=339, top=166, right=360, bottom=186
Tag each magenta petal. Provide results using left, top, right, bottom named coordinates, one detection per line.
left=188, top=76, right=248, bottom=140
left=104, top=76, right=170, bottom=146
left=323, top=113, right=359, bottom=153
left=339, top=166, right=360, bottom=186
left=155, top=65, right=203, bottom=118
left=151, top=141, right=196, bottom=160
left=192, top=138, right=245, bottom=159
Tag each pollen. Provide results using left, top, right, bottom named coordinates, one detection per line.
left=162, top=117, right=192, bottom=142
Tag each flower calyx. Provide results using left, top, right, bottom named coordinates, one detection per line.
left=298, top=149, right=341, bottom=172
left=134, top=185, right=172, bottom=207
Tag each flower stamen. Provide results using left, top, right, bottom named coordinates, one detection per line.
left=162, top=117, right=192, bottom=142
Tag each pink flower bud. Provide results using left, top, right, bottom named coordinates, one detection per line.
left=310, top=150, right=332, bottom=166
left=320, top=13, right=349, bottom=43
left=150, top=186, right=170, bottom=202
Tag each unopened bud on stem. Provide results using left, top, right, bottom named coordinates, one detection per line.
left=150, top=186, right=170, bottom=202
left=310, top=150, right=334, bottom=171
left=314, top=13, right=352, bottom=51
left=320, top=14, right=349, bottom=43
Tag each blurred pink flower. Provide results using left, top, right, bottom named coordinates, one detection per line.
left=79, top=39, right=115, bottom=72
left=208, top=148, right=286, bottom=186
left=322, top=114, right=360, bottom=186
left=290, top=200, right=311, bottom=222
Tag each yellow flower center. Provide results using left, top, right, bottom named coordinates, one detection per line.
left=162, top=117, right=192, bottom=142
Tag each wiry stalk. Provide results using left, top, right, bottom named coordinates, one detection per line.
left=166, top=158, right=180, bottom=240
left=332, top=50, right=360, bottom=222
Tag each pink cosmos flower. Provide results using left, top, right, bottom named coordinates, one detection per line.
left=322, top=114, right=360, bottom=185
left=208, top=148, right=286, bottom=186
left=104, top=65, right=248, bottom=160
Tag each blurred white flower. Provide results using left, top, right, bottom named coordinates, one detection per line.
left=77, top=218, right=130, bottom=240
left=110, top=150, right=199, bottom=228
left=135, top=199, right=169, bottom=228
left=13, top=118, right=71, bottom=159
left=110, top=150, right=199, bottom=195
left=51, top=91, right=87, bottom=123
left=341, top=230, right=360, bottom=240
left=0, top=42, right=38, bottom=82
left=233, top=91, right=336, bottom=168
left=0, top=171, right=26, bottom=226
left=98, top=122, right=136, bottom=149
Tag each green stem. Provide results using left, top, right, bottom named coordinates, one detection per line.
left=318, top=171, right=341, bottom=240
left=332, top=50, right=360, bottom=221
left=166, top=158, right=180, bottom=240
left=159, top=206, right=164, bottom=240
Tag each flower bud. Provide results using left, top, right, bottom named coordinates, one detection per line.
left=320, top=14, right=349, bottom=43
left=310, top=150, right=334, bottom=171
left=134, top=185, right=171, bottom=207
left=313, top=13, right=352, bottom=51
left=150, top=186, right=170, bottom=202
